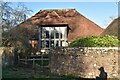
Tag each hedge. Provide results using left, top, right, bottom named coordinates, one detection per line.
left=69, top=35, right=120, bottom=47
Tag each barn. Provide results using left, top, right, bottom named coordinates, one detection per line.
left=13, top=9, right=104, bottom=49
left=101, top=17, right=120, bottom=39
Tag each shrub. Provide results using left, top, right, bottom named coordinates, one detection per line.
left=69, top=35, right=120, bottom=47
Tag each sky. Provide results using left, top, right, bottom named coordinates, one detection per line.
left=12, top=2, right=118, bottom=29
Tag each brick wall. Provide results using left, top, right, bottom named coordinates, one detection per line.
left=49, top=47, right=119, bottom=79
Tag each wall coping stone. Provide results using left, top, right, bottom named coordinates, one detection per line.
left=53, top=47, right=120, bottom=50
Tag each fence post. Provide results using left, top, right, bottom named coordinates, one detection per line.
left=41, top=54, right=43, bottom=72
left=33, top=58, right=35, bottom=68
left=25, top=57, right=27, bottom=65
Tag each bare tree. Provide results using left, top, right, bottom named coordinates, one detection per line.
left=0, top=1, right=3, bottom=46
left=1, top=2, right=13, bottom=32
left=11, top=3, right=32, bottom=26
left=2, top=2, right=32, bottom=32
left=1, top=2, right=33, bottom=65
left=2, top=2, right=32, bottom=46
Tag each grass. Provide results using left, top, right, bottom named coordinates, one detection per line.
left=35, top=60, right=49, bottom=66
left=2, top=64, right=92, bottom=80
left=2, top=65, right=77, bottom=79
left=2, top=65, right=119, bottom=80
left=2, top=65, right=53, bottom=78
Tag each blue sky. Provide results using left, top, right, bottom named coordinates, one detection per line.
left=12, top=2, right=118, bottom=29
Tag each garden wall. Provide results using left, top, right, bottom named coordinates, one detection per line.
left=49, top=47, right=119, bottom=79
left=0, top=47, right=14, bottom=66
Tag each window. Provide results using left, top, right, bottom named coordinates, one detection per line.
left=56, top=33, right=59, bottom=38
left=45, top=31, right=49, bottom=38
left=60, top=41, right=62, bottom=47
left=60, top=33, right=62, bottom=38
left=51, top=32, right=54, bottom=39
left=39, top=26, right=68, bottom=49
left=56, top=41, right=59, bottom=47
left=51, top=40, right=54, bottom=47
left=46, top=40, right=49, bottom=47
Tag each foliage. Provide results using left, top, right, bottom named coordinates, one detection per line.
left=69, top=35, right=120, bottom=47
left=1, top=2, right=33, bottom=57
left=1, top=2, right=32, bottom=46
left=12, top=27, right=32, bottom=58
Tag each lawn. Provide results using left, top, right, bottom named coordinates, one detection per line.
left=2, top=64, right=119, bottom=80
left=2, top=64, right=84, bottom=80
left=2, top=65, right=58, bottom=78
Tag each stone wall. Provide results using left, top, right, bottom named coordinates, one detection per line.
left=0, top=47, right=14, bottom=66
left=49, top=47, right=119, bottom=79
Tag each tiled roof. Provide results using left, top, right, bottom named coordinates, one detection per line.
left=101, top=17, right=120, bottom=39
left=16, top=9, right=104, bottom=41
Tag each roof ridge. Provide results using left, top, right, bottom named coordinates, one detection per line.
left=40, top=8, right=76, bottom=11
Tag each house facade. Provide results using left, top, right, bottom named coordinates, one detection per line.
left=14, top=9, right=104, bottom=50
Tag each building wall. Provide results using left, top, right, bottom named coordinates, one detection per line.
left=49, top=47, right=119, bottom=79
